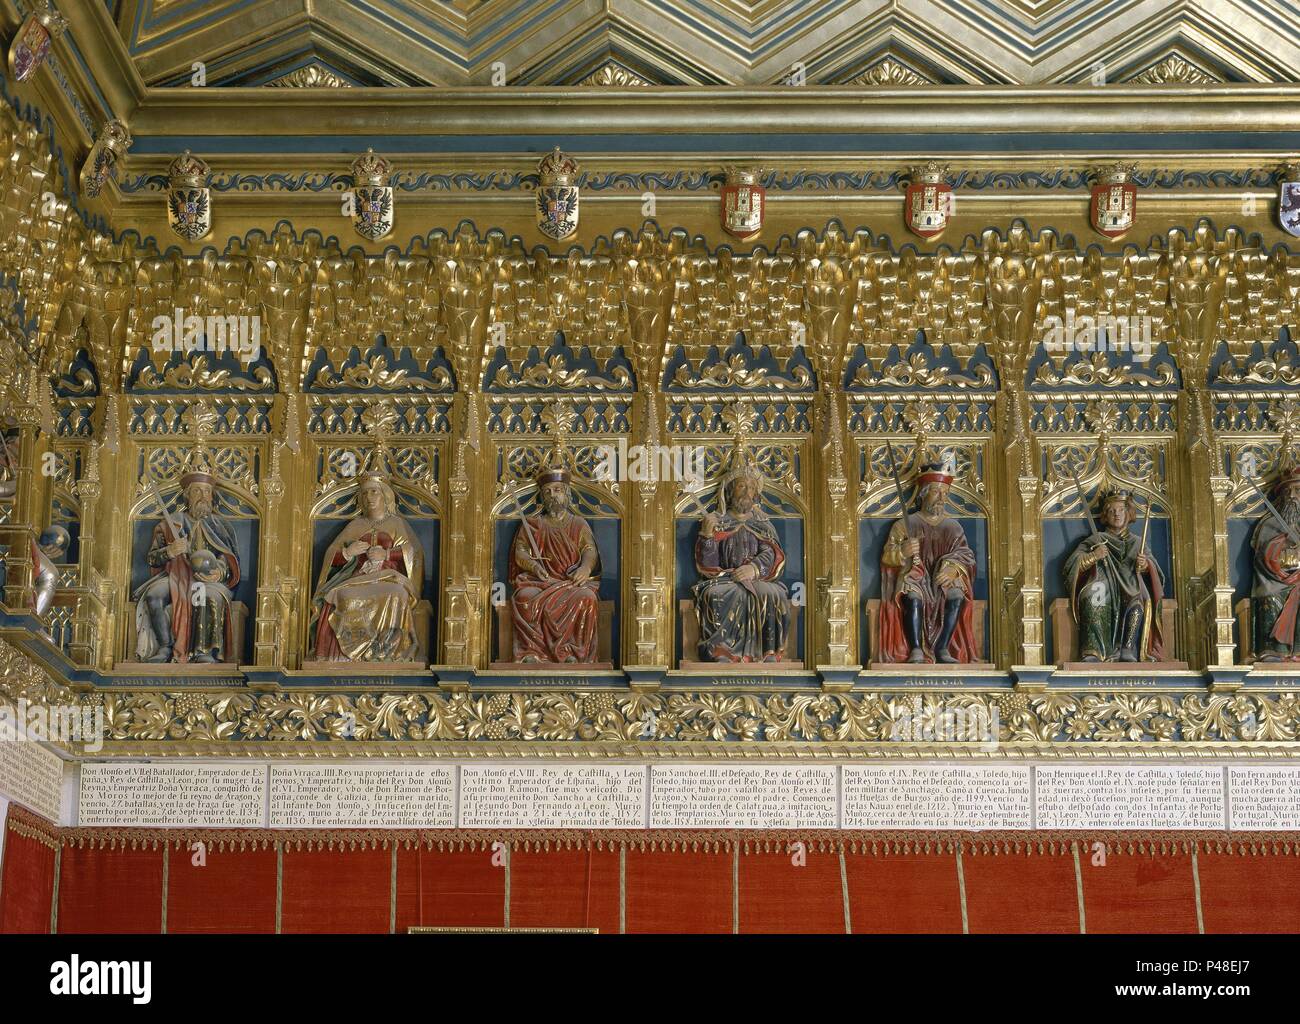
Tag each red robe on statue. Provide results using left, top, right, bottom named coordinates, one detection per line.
left=508, top=512, right=600, bottom=663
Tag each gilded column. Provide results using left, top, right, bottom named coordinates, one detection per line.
left=987, top=253, right=1044, bottom=673
left=621, top=233, right=675, bottom=683
left=800, top=235, right=859, bottom=683
left=438, top=245, right=493, bottom=672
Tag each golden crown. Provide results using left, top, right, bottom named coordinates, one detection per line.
left=351, top=149, right=391, bottom=187
left=538, top=146, right=579, bottom=185
left=168, top=151, right=210, bottom=188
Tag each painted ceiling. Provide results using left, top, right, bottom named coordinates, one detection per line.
left=105, top=0, right=1300, bottom=88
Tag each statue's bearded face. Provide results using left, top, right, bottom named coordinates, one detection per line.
left=920, top=482, right=949, bottom=513
left=185, top=483, right=214, bottom=518
left=1102, top=497, right=1130, bottom=530
left=359, top=481, right=386, bottom=518
left=1282, top=482, right=1300, bottom=520
left=540, top=481, right=569, bottom=514
left=728, top=478, right=760, bottom=513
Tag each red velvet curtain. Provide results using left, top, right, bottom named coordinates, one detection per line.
left=5, top=827, right=1299, bottom=934
left=0, top=805, right=58, bottom=933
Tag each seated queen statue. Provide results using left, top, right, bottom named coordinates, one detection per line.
left=310, top=472, right=423, bottom=662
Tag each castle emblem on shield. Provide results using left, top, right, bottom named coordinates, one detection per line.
left=8, top=4, right=65, bottom=84
left=1090, top=162, right=1137, bottom=239
left=721, top=167, right=764, bottom=240
left=1279, top=163, right=1300, bottom=237
left=536, top=147, right=580, bottom=241
left=166, top=151, right=211, bottom=241
left=350, top=149, right=393, bottom=241
left=904, top=161, right=952, bottom=239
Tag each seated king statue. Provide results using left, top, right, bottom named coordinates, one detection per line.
left=692, top=468, right=791, bottom=662
left=508, top=465, right=600, bottom=663
left=134, top=471, right=240, bottom=663
left=1062, top=486, right=1164, bottom=662
left=1250, top=465, right=1300, bottom=662
left=879, top=460, right=978, bottom=664
left=311, top=472, right=423, bottom=662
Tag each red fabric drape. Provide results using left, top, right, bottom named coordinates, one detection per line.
left=0, top=807, right=58, bottom=933
left=842, top=851, right=964, bottom=933
left=23, top=827, right=1300, bottom=934
left=509, top=845, right=620, bottom=933
left=167, top=842, right=277, bottom=934
left=738, top=848, right=846, bottom=933
left=1197, top=851, right=1300, bottom=933
left=963, top=849, right=1080, bottom=933
left=57, top=844, right=164, bottom=934
left=1079, top=850, right=1199, bottom=934
left=394, top=845, right=506, bottom=932
left=281, top=845, right=391, bottom=934
left=624, top=847, right=733, bottom=933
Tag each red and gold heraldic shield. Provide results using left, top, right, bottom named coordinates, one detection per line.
left=721, top=182, right=764, bottom=240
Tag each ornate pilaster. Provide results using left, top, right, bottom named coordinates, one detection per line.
left=800, top=228, right=859, bottom=674
left=987, top=246, right=1044, bottom=670
left=620, top=229, right=675, bottom=676
left=438, top=234, right=494, bottom=670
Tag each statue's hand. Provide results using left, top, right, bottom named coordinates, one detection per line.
left=366, top=545, right=386, bottom=563
left=903, top=537, right=921, bottom=560
left=344, top=539, right=370, bottom=559
left=569, top=566, right=590, bottom=585
left=700, top=513, right=718, bottom=538
left=165, top=537, right=189, bottom=558
left=1136, top=554, right=1150, bottom=573
left=733, top=563, right=759, bottom=582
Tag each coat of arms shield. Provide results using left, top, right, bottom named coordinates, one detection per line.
left=351, top=150, right=393, bottom=241
left=1279, top=164, right=1300, bottom=237
left=1090, top=163, right=1137, bottom=239
left=8, top=6, right=64, bottom=84
left=536, top=147, right=580, bottom=241
left=166, top=151, right=211, bottom=241
left=721, top=168, right=764, bottom=240
left=904, top=162, right=952, bottom=239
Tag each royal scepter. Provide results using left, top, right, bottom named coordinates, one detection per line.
left=1137, top=494, right=1153, bottom=569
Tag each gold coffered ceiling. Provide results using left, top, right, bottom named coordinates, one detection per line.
left=105, top=0, right=1300, bottom=87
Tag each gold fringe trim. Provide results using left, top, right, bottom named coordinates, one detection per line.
left=31, top=825, right=1300, bottom=856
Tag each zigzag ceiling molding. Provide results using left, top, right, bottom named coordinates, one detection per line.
left=105, top=0, right=1300, bottom=86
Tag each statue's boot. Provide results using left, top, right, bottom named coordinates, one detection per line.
left=1118, top=605, right=1144, bottom=662
left=146, top=599, right=173, bottom=663
left=933, top=596, right=965, bottom=664
left=902, top=596, right=926, bottom=663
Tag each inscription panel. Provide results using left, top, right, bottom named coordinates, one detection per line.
left=459, top=765, right=646, bottom=829
left=270, top=765, right=455, bottom=828
left=1227, top=767, right=1300, bottom=830
left=842, top=765, right=1032, bottom=829
left=0, top=738, right=64, bottom=823
left=1036, top=766, right=1224, bottom=830
left=650, top=766, right=837, bottom=829
left=79, top=764, right=266, bottom=827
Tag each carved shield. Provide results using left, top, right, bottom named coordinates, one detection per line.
left=904, top=180, right=952, bottom=238
left=1090, top=180, right=1136, bottom=239
left=721, top=181, right=764, bottom=240
left=1280, top=180, right=1300, bottom=237
left=537, top=184, right=579, bottom=241
left=167, top=186, right=211, bottom=241
left=353, top=184, right=393, bottom=241
left=8, top=14, right=51, bottom=83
